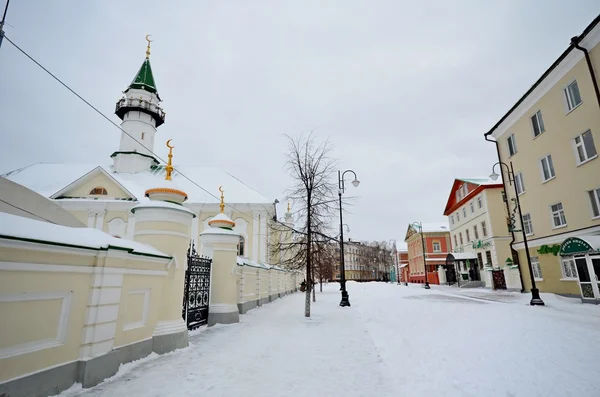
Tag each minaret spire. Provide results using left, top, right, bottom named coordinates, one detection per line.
left=219, top=186, right=225, bottom=213
left=165, top=139, right=174, bottom=180
left=145, top=34, right=152, bottom=58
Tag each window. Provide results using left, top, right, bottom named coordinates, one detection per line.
left=564, top=80, right=582, bottom=111
left=89, top=187, right=108, bottom=195
left=481, top=221, right=487, bottom=237
left=462, top=208, right=467, bottom=218
left=450, top=215, right=454, bottom=225
left=531, top=256, right=542, bottom=280
left=141, top=132, right=145, bottom=140
left=465, top=229, right=470, bottom=242
left=531, top=110, right=545, bottom=137
left=238, top=236, right=245, bottom=256
left=515, top=172, right=525, bottom=195
left=540, top=154, right=556, bottom=182
left=477, top=196, right=482, bottom=209
left=560, top=258, right=578, bottom=279
left=433, top=241, right=441, bottom=253
left=477, top=253, right=483, bottom=270
left=574, top=130, right=597, bottom=164
left=453, top=235, right=458, bottom=247
left=470, top=202, right=474, bottom=213
left=550, top=203, right=567, bottom=228
left=456, top=212, right=460, bottom=222
left=522, top=213, right=534, bottom=236
left=507, top=134, right=517, bottom=157
left=459, top=233, right=464, bottom=245
left=485, top=251, right=493, bottom=267
left=473, top=225, right=479, bottom=239
left=588, top=188, right=600, bottom=218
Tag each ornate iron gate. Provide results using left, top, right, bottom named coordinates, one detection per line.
left=491, top=269, right=507, bottom=290
left=182, top=243, right=212, bottom=330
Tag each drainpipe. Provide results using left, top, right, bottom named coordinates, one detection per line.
left=571, top=36, right=600, bottom=108
left=484, top=134, right=526, bottom=292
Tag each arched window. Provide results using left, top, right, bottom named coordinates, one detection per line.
left=89, top=187, right=108, bottom=195
left=238, top=236, right=245, bottom=257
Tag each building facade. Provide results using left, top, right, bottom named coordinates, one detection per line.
left=404, top=223, right=451, bottom=284
left=484, top=15, right=600, bottom=302
left=443, top=178, right=522, bottom=290
left=397, top=249, right=409, bottom=283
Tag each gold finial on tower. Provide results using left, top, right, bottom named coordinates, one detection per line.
left=165, top=139, right=174, bottom=180
left=145, top=34, right=153, bottom=58
left=218, top=186, right=225, bottom=213
left=287, top=202, right=291, bottom=213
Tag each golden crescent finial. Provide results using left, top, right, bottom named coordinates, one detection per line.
left=166, top=139, right=174, bottom=149
left=219, top=186, right=224, bottom=193
left=165, top=139, right=174, bottom=181
left=145, top=34, right=152, bottom=58
left=218, top=186, right=225, bottom=213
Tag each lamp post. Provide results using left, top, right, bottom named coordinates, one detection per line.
left=338, top=169, right=360, bottom=307
left=336, top=224, right=350, bottom=290
left=490, top=161, right=544, bottom=306
left=410, top=222, right=430, bottom=289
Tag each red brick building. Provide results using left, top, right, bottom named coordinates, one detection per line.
left=404, top=223, right=451, bottom=284
left=397, top=250, right=409, bottom=283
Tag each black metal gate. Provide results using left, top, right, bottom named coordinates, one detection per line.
left=182, top=243, right=212, bottom=330
left=491, top=270, right=507, bottom=290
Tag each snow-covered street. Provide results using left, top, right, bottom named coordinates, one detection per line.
left=57, top=282, right=600, bottom=397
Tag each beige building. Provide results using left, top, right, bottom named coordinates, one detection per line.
left=443, top=177, right=522, bottom=290
left=484, top=15, right=600, bottom=302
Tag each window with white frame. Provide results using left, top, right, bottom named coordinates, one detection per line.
left=433, top=241, right=441, bottom=253
left=515, top=172, right=525, bottom=195
left=456, top=212, right=460, bottom=222
left=453, top=235, right=458, bottom=247
left=574, top=130, right=597, bottom=164
left=540, top=154, right=556, bottom=182
left=477, top=196, right=482, bottom=209
left=470, top=202, right=474, bottom=213
left=560, top=258, right=578, bottom=279
left=465, top=229, right=470, bottom=242
left=550, top=202, right=567, bottom=228
left=588, top=187, right=600, bottom=218
left=507, top=134, right=517, bottom=157
left=462, top=207, right=467, bottom=218
left=481, top=221, right=487, bottom=237
left=522, top=213, right=533, bottom=235
left=531, top=110, right=545, bottom=137
left=459, top=232, right=463, bottom=245
left=564, top=80, right=582, bottom=111
left=531, top=256, right=542, bottom=280
left=450, top=215, right=454, bottom=225
left=473, top=225, right=479, bottom=239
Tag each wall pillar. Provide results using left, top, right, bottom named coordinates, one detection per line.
left=200, top=228, right=240, bottom=326
left=438, top=266, right=447, bottom=284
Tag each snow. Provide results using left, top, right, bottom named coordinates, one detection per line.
left=0, top=212, right=170, bottom=258
left=131, top=200, right=195, bottom=216
left=419, top=222, right=450, bottom=233
left=2, top=163, right=271, bottom=205
left=459, top=176, right=504, bottom=185
left=54, top=282, right=600, bottom=397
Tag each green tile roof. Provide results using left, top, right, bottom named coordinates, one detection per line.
left=129, top=58, right=157, bottom=94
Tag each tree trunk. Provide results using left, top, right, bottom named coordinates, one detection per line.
left=312, top=280, right=316, bottom=302
left=319, top=278, right=323, bottom=292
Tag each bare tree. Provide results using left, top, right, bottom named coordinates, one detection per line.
left=269, top=133, right=337, bottom=317
left=313, top=240, right=336, bottom=292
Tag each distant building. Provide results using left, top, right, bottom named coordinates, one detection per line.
left=404, top=223, right=451, bottom=284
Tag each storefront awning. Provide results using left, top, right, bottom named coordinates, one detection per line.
left=559, top=236, right=600, bottom=256
left=446, top=252, right=477, bottom=261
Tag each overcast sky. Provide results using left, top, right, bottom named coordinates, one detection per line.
left=1, top=1, right=599, bottom=248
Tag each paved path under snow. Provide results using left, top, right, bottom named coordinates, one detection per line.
left=57, top=283, right=600, bottom=397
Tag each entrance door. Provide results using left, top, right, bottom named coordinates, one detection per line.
left=445, top=265, right=457, bottom=285
left=575, top=257, right=595, bottom=299
left=592, top=257, right=600, bottom=299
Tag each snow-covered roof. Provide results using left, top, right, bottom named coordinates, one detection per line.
left=458, top=176, right=503, bottom=186
left=0, top=212, right=170, bottom=258
left=131, top=200, right=196, bottom=216
left=419, top=222, right=450, bottom=233
left=2, top=163, right=271, bottom=205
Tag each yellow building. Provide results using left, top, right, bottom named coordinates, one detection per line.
left=484, top=15, right=600, bottom=302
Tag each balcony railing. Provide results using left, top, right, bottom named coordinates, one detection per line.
left=115, top=97, right=166, bottom=122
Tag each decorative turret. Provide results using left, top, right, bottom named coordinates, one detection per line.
left=112, top=35, right=165, bottom=174
left=144, top=140, right=188, bottom=204
left=207, top=187, right=236, bottom=229
left=284, top=201, right=293, bottom=224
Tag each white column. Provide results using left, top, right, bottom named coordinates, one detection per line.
left=87, top=212, right=96, bottom=228
left=95, top=209, right=106, bottom=231
left=126, top=212, right=136, bottom=240
left=190, top=210, right=200, bottom=248
left=252, top=211, right=259, bottom=261
left=260, top=211, right=267, bottom=263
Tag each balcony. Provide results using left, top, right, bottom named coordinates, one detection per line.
left=115, top=97, right=166, bottom=127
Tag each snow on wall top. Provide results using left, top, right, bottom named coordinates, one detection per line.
left=0, top=212, right=170, bottom=258
left=2, top=163, right=271, bottom=205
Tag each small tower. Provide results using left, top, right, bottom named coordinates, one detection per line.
left=112, top=35, right=165, bottom=173
left=284, top=202, right=293, bottom=225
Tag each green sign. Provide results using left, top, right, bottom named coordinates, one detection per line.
left=537, top=244, right=561, bottom=256
left=559, top=237, right=595, bottom=256
left=472, top=240, right=491, bottom=249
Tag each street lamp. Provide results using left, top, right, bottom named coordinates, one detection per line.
left=338, top=169, right=360, bottom=307
left=410, top=222, right=430, bottom=289
left=490, top=161, right=544, bottom=306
